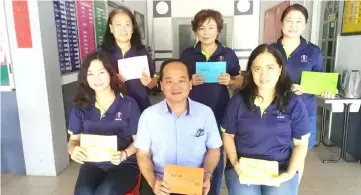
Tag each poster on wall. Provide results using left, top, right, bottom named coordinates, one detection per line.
left=53, top=0, right=80, bottom=74
left=94, top=0, right=107, bottom=47
left=12, top=0, right=32, bottom=48
left=341, top=0, right=361, bottom=35
left=76, top=0, right=96, bottom=61
left=134, top=11, right=145, bottom=39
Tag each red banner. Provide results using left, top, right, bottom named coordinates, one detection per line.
left=12, top=0, right=32, bottom=48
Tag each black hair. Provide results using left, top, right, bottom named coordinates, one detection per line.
left=281, top=4, right=309, bottom=23
left=73, top=51, right=126, bottom=109
left=241, top=44, right=294, bottom=112
left=99, top=6, right=145, bottom=52
left=159, top=59, right=192, bottom=81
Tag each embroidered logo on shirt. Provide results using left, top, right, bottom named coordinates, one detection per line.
left=300, top=55, right=308, bottom=63
left=277, top=111, right=285, bottom=119
left=218, top=56, right=225, bottom=61
left=115, top=112, right=122, bottom=121
left=195, top=128, right=205, bottom=137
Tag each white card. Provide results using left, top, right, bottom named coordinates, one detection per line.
left=117, top=55, right=150, bottom=80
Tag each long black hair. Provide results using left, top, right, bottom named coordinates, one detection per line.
left=241, top=44, right=294, bottom=112
left=73, top=51, right=126, bottom=109
left=99, top=6, right=144, bottom=52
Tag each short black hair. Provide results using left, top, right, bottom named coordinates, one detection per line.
left=159, top=59, right=192, bottom=81
left=281, top=4, right=309, bottom=23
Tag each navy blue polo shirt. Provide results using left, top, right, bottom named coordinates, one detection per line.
left=68, top=93, right=140, bottom=168
left=272, top=37, right=324, bottom=116
left=221, top=93, right=309, bottom=171
left=99, top=46, right=156, bottom=112
left=180, top=41, right=240, bottom=121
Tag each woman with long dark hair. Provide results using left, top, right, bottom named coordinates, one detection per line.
left=99, top=6, right=157, bottom=112
left=68, top=51, right=140, bottom=195
left=222, top=44, right=310, bottom=195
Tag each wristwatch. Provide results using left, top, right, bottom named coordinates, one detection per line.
left=204, top=170, right=213, bottom=180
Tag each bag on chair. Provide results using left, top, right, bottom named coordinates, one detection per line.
left=338, top=70, right=361, bottom=98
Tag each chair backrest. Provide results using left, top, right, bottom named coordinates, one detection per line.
left=125, top=174, right=141, bottom=195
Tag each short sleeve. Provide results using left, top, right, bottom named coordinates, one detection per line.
left=221, top=93, right=241, bottom=134
left=291, top=97, right=310, bottom=139
left=204, top=107, right=222, bottom=149
left=227, top=51, right=240, bottom=77
left=68, top=108, right=83, bottom=135
left=312, top=47, right=324, bottom=72
left=134, top=110, right=151, bottom=151
left=128, top=98, right=141, bottom=135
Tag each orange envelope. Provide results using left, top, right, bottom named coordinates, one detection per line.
left=164, top=164, right=204, bottom=195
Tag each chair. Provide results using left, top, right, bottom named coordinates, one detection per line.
left=125, top=173, right=141, bottom=195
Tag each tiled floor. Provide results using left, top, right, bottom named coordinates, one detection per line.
left=2, top=94, right=361, bottom=195
left=2, top=143, right=361, bottom=195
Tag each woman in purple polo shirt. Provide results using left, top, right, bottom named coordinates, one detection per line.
left=222, top=44, right=310, bottom=195
left=99, top=6, right=157, bottom=112
left=271, top=4, right=334, bottom=149
left=68, top=51, right=140, bottom=195
left=180, top=10, right=243, bottom=195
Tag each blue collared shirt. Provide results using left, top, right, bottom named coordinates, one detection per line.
left=68, top=93, right=140, bottom=168
left=221, top=93, right=309, bottom=171
left=134, top=98, right=222, bottom=178
left=180, top=41, right=240, bottom=121
left=271, top=37, right=324, bottom=116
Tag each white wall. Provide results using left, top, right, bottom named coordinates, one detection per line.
left=335, top=35, right=361, bottom=72
left=4, top=0, right=69, bottom=176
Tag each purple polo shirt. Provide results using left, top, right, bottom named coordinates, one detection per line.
left=68, top=93, right=140, bottom=168
left=271, top=37, right=324, bottom=116
left=221, top=93, right=309, bottom=170
left=99, top=46, right=156, bottom=112
left=180, top=41, right=240, bottom=121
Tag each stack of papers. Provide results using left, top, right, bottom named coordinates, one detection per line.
left=117, top=55, right=150, bottom=80
left=80, top=134, right=117, bottom=162
left=237, top=157, right=279, bottom=185
left=164, top=164, right=204, bottom=195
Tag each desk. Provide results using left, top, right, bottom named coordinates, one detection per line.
left=315, top=96, right=361, bottom=163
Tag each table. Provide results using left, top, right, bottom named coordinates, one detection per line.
left=315, top=96, right=361, bottom=163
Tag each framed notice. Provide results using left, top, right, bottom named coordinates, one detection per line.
left=341, top=0, right=361, bottom=35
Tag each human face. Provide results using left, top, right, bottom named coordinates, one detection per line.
left=87, top=59, right=111, bottom=92
left=109, top=12, right=133, bottom=43
left=161, top=62, right=192, bottom=104
left=281, top=10, right=307, bottom=39
left=196, top=18, right=219, bottom=46
left=251, top=52, right=282, bottom=91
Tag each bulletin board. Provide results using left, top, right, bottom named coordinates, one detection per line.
left=341, top=0, right=361, bottom=35
left=52, top=0, right=108, bottom=75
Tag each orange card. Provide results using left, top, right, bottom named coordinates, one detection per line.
left=164, top=164, right=204, bottom=195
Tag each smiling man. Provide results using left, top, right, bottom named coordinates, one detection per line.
left=134, top=59, right=222, bottom=195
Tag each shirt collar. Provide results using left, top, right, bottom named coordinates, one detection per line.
left=193, top=40, right=224, bottom=57
left=160, top=98, right=192, bottom=116
left=93, top=92, right=124, bottom=113
left=112, top=45, right=135, bottom=58
left=275, top=36, right=308, bottom=51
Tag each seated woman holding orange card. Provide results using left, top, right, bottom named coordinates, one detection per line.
left=67, top=51, right=141, bottom=195
left=221, top=44, right=310, bottom=195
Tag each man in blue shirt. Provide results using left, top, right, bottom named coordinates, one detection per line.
left=134, top=59, right=222, bottom=195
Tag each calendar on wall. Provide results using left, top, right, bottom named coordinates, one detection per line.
left=342, top=0, right=361, bottom=35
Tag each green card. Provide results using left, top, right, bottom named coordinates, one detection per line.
left=300, top=71, right=339, bottom=95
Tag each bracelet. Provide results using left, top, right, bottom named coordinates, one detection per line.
left=124, top=150, right=128, bottom=159
left=204, top=170, right=213, bottom=180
